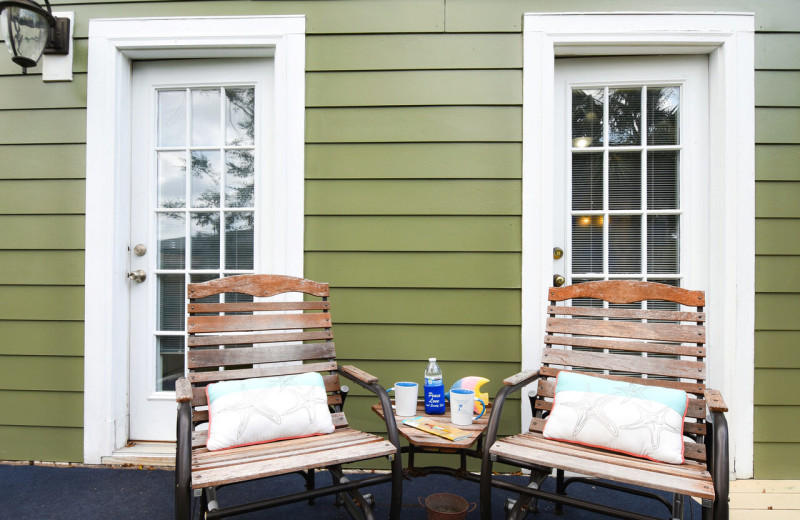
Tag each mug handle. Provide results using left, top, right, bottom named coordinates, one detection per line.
left=386, top=387, right=394, bottom=393
left=475, top=398, right=486, bottom=420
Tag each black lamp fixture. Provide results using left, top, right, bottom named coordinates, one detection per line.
left=0, top=0, right=69, bottom=73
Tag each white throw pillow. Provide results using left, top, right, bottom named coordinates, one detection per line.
left=206, top=372, right=335, bottom=451
left=542, top=372, right=688, bottom=464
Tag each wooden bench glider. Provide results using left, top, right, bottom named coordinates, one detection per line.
left=174, top=274, right=402, bottom=520
left=480, top=280, right=729, bottom=520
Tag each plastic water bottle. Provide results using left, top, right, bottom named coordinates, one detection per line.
left=424, top=357, right=445, bottom=415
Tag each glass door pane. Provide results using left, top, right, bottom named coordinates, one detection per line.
left=154, top=85, right=257, bottom=391
left=569, top=84, right=682, bottom=289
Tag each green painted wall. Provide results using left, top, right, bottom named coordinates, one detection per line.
left=0, top=0, right=797, bottom=477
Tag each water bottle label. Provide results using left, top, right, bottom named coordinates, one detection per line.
left=424, top=384, right=445, bottom=414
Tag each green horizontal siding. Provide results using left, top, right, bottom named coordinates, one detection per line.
left=306, top=106, right=521, bottom=143
left=756, top=256, right=800, bottom=292
left=306, top=34, right=521, bottom=71
left=51, top=0, right=444, bottom=38
left=0, top=321, right=84, bottom=356
left=0, top=109, right=86, bottom=145
left=0, top=180, right=84, bottom=214
left=0, top=391, right=83, bottom=427
left=0, top=145, right=86, bottom=179
left=756, top=108, right=800, bottom=144
left=332, top=324, right=521, bottom=362
left=754, top=443, right=800, bottom=479
left=756, top=71, right=800, bottom=107
left=305, top=216, right=521, bottom=252
left=306, top=143, right=521, bottom=179
left=444, top=0, right=800, bottom=32
left=0, top=286, right=84, bottom=321
left=0, top=356, right=83, bottom=392
left=756, top=182, right=800, bottom=217
left=0, top=216, right=84, bottom=249
left=306, top=252, right=520, bottom=288
left=756, top=33, right=800, bottom=70
left=755, top=219, right=800, bottom=255
left=307, top=70, right=522, bottom=107
left=755, top=369, right=800, bottom=404
left=755, top=407, right=800, bottom=442
left=756, top=293, right=800, bottom=330
left=0, top=251, right=84, bottom=285
left=0, top=425, right=82, bottom=462
left=306, top=180, right=521, bottom=215
left=330, top=288, right=520, bottom=326
left=0, top=75, right=86, bottom=109
left=755, top=145, right=800, bottom=181
left=755, top=331, right=800, bottom=368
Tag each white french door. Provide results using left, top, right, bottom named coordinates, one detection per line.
left=128, top=58, right=273, bottom=440
left=553, top=56, right=709, bottom=293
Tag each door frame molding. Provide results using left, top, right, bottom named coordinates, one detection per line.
left=521, top=12, right=755, bottom=478
left=84, top=15, right=305, bottom=464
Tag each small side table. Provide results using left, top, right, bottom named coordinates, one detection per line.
left=371, top=400, right=491, bottom=481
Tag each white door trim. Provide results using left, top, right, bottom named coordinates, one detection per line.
left=84, top=15, right=305, bottom=464
left=521, top=12, right=755, bottom=478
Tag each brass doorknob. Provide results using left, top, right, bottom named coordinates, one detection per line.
left=553, top=274, right=565, bottom=287
left=127, top=270, right=147, bottom=283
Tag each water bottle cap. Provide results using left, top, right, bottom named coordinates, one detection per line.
left=429, top=357, right=436, bottom=362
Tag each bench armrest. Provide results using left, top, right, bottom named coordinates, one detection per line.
left=503, top=369, right=540, bottom=388
left=339, top=365, right=379, bottom=385
left=176, top=377, right=193, bottom=403
left=338, top=365, right=402, bottom=453
left=705, top=388, right=728, bottom=413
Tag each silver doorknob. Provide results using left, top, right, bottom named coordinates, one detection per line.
left=127, top=270, right=147, bottom=283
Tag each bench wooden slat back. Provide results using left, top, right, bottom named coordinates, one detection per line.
left=532, top=280, right=709, bottom=461
left=186, top=274, right=343, bottom=429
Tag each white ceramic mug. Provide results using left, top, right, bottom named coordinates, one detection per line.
left=449, top=388, right=486, bottom=426
left=388, top=382, right=418, bottom=417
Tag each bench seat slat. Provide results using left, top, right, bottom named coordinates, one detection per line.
left=490, top=433, right=714, bottom=500
left=190, top=428, right=395, bottom=489
left=547, top=317, right=705, bottom=343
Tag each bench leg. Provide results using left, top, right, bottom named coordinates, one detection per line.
left=555, top=469, right=566, bottom=515
left=330, top=465, right=376, bottom=520
left=175, top=401, right=193, bottom=520
left=671, top=493, right=685, bottom=520
left=304, top=469, right=316, bottom=505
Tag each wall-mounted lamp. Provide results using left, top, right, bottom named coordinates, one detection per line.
left=0, top=0, right=69, bottom=73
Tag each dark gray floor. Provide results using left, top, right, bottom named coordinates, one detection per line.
left=0, top=463, right=701, bottom=519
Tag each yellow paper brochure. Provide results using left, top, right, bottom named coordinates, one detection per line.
left=401, top=416, right=471, bottom=442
